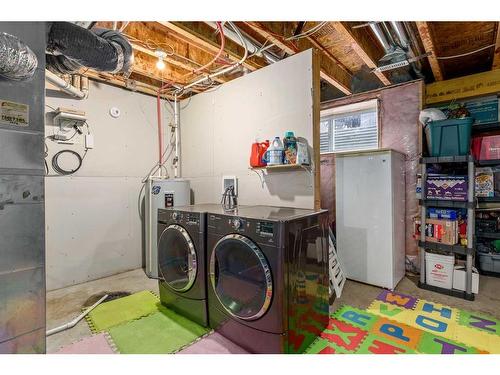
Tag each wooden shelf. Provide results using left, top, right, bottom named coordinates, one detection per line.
left=250, top=164, right=310, bottom=171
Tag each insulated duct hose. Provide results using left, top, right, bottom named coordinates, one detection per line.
left=0, top=32, right=38, bottom=81
left=46, top=22, right=133, bottom=75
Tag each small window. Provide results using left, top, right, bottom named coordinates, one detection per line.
left=320, top=99, right=379, bottom=154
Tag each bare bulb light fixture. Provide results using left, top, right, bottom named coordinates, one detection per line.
left=155, top=49, right=167, bottom=70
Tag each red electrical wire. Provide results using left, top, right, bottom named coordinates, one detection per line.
left=155, top=22, right=225, bottom=169
left=181, top=21, right=225, bottom=79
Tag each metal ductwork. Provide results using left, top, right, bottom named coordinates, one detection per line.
left=45, top=22, right=133, bottom=75
left=0, top=32, right=38, bottom=81
left=369, top=21, right=423, bottom=83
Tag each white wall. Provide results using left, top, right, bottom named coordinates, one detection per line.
left=45, top=81, right=173, bottom=290
left=181, top=49, right=315, bottom=208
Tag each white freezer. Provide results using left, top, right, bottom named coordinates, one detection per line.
left=335, top=149, right=406, bottom=289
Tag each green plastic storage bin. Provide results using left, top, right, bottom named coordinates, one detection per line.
left=425, top=117, right=473, bottom=157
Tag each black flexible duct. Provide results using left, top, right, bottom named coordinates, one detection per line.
left=46, top=22, right=133, bottom=75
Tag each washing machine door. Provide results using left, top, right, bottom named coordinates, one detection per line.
left=158, top=224, right=197, bottom=292
left=210, top=234, right=273, bottom=321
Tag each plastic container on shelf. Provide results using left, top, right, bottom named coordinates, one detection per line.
left=283, top=131, right=297, bottom=164
left=250, top=139, right=269, bottom=167
left=263, top=136, right=284, bottom=166
left=478, top=252, right=500, bottom=274
left=452, top=266, right=479, bottom=294
left=471, top=135, right=500, bottom=161
left=424, top=117, right=474, bottom=157
left=425, top=252, right=455, bottom=289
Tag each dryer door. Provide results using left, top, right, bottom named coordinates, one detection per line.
left=209, top=234, right=273, bottom=321
left=158, top=224, right=197, bottom=292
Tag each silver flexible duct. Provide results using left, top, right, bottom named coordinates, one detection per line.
left=0, top=32, right=38, bottom=81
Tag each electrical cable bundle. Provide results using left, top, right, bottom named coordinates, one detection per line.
left=51, top=149, right=87, bottom=175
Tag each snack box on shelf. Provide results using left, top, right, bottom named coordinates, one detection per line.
left=426, top=175, right=468, bottom=201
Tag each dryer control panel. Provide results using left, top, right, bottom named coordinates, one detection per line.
left=208, top=214, right=279, bottom=245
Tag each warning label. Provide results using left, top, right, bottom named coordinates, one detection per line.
left=0, top=100, right=29, bottom=127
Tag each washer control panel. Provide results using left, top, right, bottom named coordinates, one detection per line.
left=256, top=221, right=274, bottom=237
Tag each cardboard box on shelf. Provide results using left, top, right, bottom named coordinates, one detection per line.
left=425, top=218, right=459, bottom=245
left=426, top=175, right=468, bottom=201
left=475, top=167, right=494, bottom=197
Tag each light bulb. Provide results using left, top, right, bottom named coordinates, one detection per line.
left=156, top=58, right=165, bottom=70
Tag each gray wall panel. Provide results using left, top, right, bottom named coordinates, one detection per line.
left=0, top=21, right=46, bottom=353
left=0, top=129, right=44, bottom=172
left=0, top=22, right=46, bottom=134
left=0, top=328, right=45, bottom=354
left=0, top=267, right=45, bottom=344
left=0, top=203, right=44, bottom=273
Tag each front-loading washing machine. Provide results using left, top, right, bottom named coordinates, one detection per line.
left=157, top=204, right=249, bottom=327
left=206, top=205, right=330, bottom=353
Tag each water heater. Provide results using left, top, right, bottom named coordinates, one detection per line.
left=145, top=177, right=190, bottom=278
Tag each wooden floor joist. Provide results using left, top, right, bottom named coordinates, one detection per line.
left=330, top=22, right=391, bottom=86
left=415, top=21, right=444, bottom=81
left=493, top=22, right=500, bottom=70
left=244, top=22, right=352, bottom=95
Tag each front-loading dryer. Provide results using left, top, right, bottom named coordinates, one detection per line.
left=206, top=205, right=330, bottom=353
left=157, top=204, right=249, bottom=327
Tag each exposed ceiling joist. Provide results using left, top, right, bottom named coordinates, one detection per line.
left=415, top=21, right=444, bottom=81
left=493, top=22, right=500, bottom=70
left=157, top=22, right=267, bottom=72
left=244, top=22, right=352, bottom=95
left=331, top=22, right=390, bottom=86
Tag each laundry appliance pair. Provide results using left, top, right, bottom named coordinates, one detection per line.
left=157, top=204, right=330, bottom=353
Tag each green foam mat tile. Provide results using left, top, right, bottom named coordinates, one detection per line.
left=109, top=306, right=210, bottom=354
left=304, top=338, right=353, bottom=354
left=86, top=290, right=160, bottom=333
left=457, top=310, right=500, bottom=336
left=417, top=332, right=480, bottom=354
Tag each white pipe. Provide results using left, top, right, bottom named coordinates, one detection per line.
left=179, top=22, right=248, bottom=94
left=174, top=95, right=180, bottom=178
left=46, top=69, right=88, bottom=99
left=46, top=294, right=108, bottom=336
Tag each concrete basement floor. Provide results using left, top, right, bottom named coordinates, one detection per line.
left=46, top=268, right=500, bottom=353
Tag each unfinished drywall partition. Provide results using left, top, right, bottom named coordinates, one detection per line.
left=45, top=81, right=174, bottom=290
left=320, top=80, right=423, bottom=260
left=180, top=49, right=318, bottom=208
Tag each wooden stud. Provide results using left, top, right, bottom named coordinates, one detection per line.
left=312, top=49, right=322, bottom=210
left=330, top=22, right=391, bottom=86
left=493, top=22, right=500, bottom=70
left=415, top=21, right=444, bottom=81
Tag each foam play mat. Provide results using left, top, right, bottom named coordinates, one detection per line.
left=53, top=333, right=117, bottom=354
left=306, top=290, right=500, bottom=354
left=178, top=332, right=249, bottom=354
left=85, top=290, right=160, bottom=333
left=108, top=306, right=210, bottom=354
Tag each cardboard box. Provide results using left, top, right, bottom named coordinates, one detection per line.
left=453, top=266, right=479, bottom=294
left=475, top=167, right=494, bottom=197
left=426, top=175, right=468, bottom=201
left=425, top=218, right=458, bottom=245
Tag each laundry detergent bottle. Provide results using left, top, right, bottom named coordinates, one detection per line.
left=263, top=136, right=284, bottom=166
left=250, top=139, right=270, bottom=167
left=283, top=131, right=297, bottom=164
